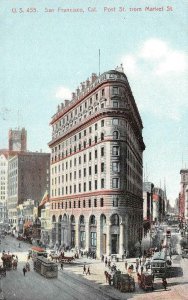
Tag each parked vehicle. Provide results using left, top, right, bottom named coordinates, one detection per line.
left=182, top=248, right=188, bottom=259
left=151, top=250, right=167, bottom=278
left=137, top=272, right=154, bottom=291
left=113, top=271, right=135, bottom=292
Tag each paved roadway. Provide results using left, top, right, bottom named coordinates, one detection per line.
left=0, top=234, right=188, bottom=300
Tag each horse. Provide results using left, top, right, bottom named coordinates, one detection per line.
left=12, top=260, right=17, bottom=270
left=104, top=271, right=112, bottom=285
left=49, top=254, right=60, bottom=262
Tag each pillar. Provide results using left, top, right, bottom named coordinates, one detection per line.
left=75, top=220, right=79, bottom=250
left=85, top=220, right=89, bottom=251
left=96, top=216, right=101, bottom=258
left=119, top=222, right=125, bottom=256
left=106, top=221, right=111, bottom=256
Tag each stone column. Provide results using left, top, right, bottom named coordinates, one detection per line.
left=96, top=216, right=101, bottom=258
left=85, top=220, right=90, bottom=251
left=106, top=221, right=111, bottom=256
left=75, top=219, right=79, bottom=250
left=55, top=222, right=59, bottom=245
left=119, top=222, right=125, bottom=256
left=124, top=215, right=129, bottom=253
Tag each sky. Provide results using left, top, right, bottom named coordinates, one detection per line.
left=0, top=0, right=187, bottom=205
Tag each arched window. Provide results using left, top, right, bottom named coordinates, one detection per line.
left=101, top=132, right=104, bottom=141
left=90, top=215, right=96, bottom=225
left=111, top=214, right=119, bottom=226
left=80, top=215, right=85, bottom=224
left=113, top=131, right=119, bottom=139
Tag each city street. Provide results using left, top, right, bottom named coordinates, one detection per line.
left=0, top=234, right=188, bottom=300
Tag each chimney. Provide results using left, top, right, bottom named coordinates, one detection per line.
left=64, top=100, right=70, bottom=107
left=81, top=82, right=85, bottom=91
left=72, top=92, right=76, bottom=99
left=86, top=78, right=90, bottom=88
left=91, top=73, right=97, bottom=83
left=76, top=87, right=80, bottom=96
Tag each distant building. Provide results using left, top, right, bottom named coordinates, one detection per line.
left=48, top=67, right=145, bottom=256
left=9, top=128, right=27, bottom=151
left=143, top=182, right=154, bottom=233
left=7, top=152, right=50, bottom=230
left=179, top=169, right=188, bottom=223
left=152, top=187, right=165, bottom=223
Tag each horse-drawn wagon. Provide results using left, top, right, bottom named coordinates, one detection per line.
left=1, top=254, right=13, bottom=270
left=137, top=272, right=154, bottom=291
left=112, top=271, right=135, bottom=292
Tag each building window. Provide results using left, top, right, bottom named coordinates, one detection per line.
left=112, top=162, right=119, bottom=172
left=94, top=199, right=97, bottom=207
left=83, top=199, right=86, bottom=208
left=89, top=166, right=91, bottom=176
left=113, top=198, right=119, bottom=207
left=79, top=170, right=81, bottom=178
left=112, top=146, right=119, bottom=155
left=84, top=141, right=86, bottom=148
left=79, top=183, right=81, bottom=192
left=89, top=139, right=91, bottom=146
left=113, top=118, right=119, bottom=125
left=95, top=165, right=97, bottom=174
left=113, top=101, right=119, bottom=108
left=74, top=171, right=76, bottom=179
left=89, top=152, right=91, bottom=161
left=95, top=150, right=97, bottom=159
left=91, top=232, right=97, bottom=247
left=101, top=178, right=104, bottom=188
left=101, top=162, right=104, bottom=172
left=74, top=201, right=76, bottom=208
left=113, top=131, right=119, bottom=139
left=100, top=198, right=104, bottom=207
left=61, top=202, right=63, bottom=209
left=83, top=168, right=86, bottom=177
left=84, top=182, right=86, bottom=192
left=112, top=178, right=119, bottom=188
left=84, top=130, right=86, bottom=136
left=95, top=136, right=97, bottom=143
left=79, top=144, right=81, bottom=150
left=95, top=123, right=97, bottom=130
left=95, top=180, right=97, bottom=190
left=78, top=200, right=80, bottom=208
left=101, top=147, right=104, bottom=156
left=69, top=201, right=71, bottom=208
left=74, top=158, right=76, bottom=166
left=65, top=202, right=67, bottom=209
left=89, top=126, right=92, bottom=133
left=88, top=199, right=91, bottom=207
left=101, top=120, right=104, bottom=127
left=112, top=87, right=119, bottom=95
left=89, top=181, right=92, bottom=191
left=101, top=133, right=104, bottom=140
left=79, top=156, right=81, bottom=164
left=74, top=185, right=76, bottom=193
left=84, top=154, right=86, bottom=162
left=102, top=89, right=105, bottom=96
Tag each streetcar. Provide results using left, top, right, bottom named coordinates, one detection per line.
left=151, top=251, right=167, bottom=278
left=30, top=246, right=48, bottom=259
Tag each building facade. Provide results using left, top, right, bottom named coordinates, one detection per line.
left=48, top=67, right=145, bottom=257
left=7, top=152, right=50, bottom=230
left=143, top=182, right=154, bottom=234
left=0, top=152, right=8, bottom=225
left=152, top=187, right=166, bottom=223
left=179, top=169, right=188, bottom=223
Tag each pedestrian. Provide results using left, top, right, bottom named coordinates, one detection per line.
left=101, top=254, right=104, bottom=262
left=125, top=260, right=128, bottom=270
left=60, top=262, right=64, bottom=270
left=105, top=257, right=108, bottom=267
left=83, top=264, right=86, bottom=274
left=86, top=266, right=90, bottom=275
left=162, top=278, right=167, bottom=290
left=136, top=264, right=139, bottom=273
left=23, top=267, right=27, bottom=276
left=108, top=259, right=111, bottom=268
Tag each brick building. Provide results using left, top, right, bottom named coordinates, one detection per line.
left=48, top=67, right=145, bottom=257
left=7, top=152, right=50, bottom=229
